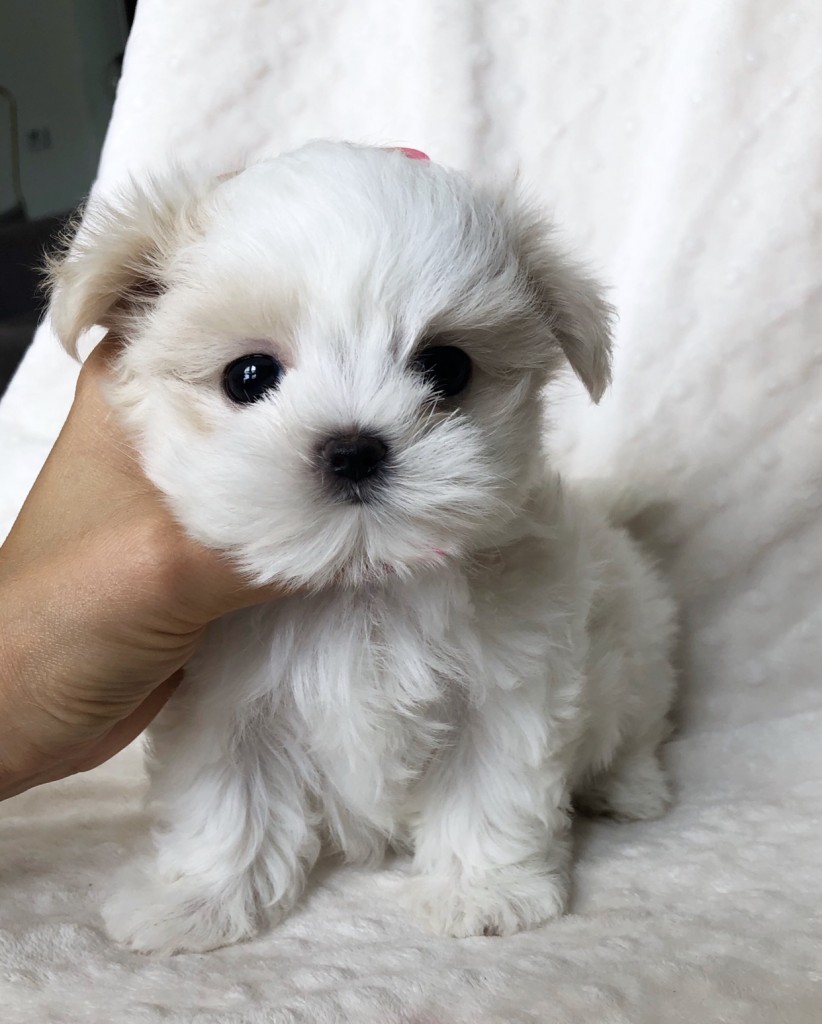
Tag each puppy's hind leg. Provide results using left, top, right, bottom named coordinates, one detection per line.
left=576, top=740, right=671, bottom=822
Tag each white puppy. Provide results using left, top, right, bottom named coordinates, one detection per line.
left=49, top=142, right=676, bottom=954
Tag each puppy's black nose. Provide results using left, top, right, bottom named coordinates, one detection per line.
left=321, top=434, right=388, bottom=482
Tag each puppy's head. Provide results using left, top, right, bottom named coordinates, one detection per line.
left=49, top=142, right=613, bottom=588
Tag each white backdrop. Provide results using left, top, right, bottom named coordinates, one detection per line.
left=1, top=2, right=820, bottom=1021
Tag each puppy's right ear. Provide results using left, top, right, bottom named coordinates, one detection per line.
left=47, top=175, right=202, bottom=357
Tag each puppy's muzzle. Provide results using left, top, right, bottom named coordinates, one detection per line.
left=320, top=433, right=389, bottom=499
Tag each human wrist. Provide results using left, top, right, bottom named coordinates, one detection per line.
left=0, top=554, right=112, bottom=798
left=0, top=573, right=54, bottom=798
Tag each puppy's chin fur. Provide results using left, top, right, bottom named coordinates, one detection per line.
left=49, top=142, right=676, bottom=952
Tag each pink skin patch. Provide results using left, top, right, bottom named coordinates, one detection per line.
left=390, top=147, right=431, bottom=161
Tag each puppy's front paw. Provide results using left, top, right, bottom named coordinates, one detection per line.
left=404, top=863, right=568, bottom=938
left=103, top=878, right=258, bottom=955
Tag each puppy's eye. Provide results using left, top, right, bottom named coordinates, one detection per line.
left=411, top=345, right=472, bottom=398
left=223, top=354, right=283, bottom=404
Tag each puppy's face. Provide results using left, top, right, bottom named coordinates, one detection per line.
left=50, top=143, right=612, bottom=588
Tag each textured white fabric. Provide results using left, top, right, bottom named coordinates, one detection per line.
left=1, top=1, right=821, bottom=1021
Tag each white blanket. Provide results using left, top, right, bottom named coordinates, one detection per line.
left=1, top=1, right=820, bottom=1021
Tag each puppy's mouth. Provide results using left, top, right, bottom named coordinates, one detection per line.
left=334, top=544, right=455, bottom=590
left=334, top=479, right=384, bottom=506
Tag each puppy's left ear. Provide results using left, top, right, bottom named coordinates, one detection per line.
left=511, top=206, right=615, bottom=403
left=47, top=173, right=205, bottom=358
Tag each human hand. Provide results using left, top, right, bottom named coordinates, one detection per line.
left=0, top=340, right=287, bottom=800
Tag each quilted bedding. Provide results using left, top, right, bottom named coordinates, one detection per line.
left=1, top=2, right=820, bottom=1021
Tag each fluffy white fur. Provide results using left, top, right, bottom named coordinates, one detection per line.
left=48, top=142, right=676, bottom=954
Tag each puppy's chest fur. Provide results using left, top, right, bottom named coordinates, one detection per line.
left=286, top=577, right=471, bottom=838
left=186, top=529, right=574, bottom=852
left=291, top=552, right=558, bottom=785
